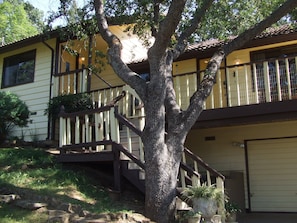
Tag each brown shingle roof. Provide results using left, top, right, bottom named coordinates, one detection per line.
left=187, top=24, right=297, bottom=53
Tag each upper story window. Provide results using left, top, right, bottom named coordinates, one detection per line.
left=1, top=50, right=36, bottom=88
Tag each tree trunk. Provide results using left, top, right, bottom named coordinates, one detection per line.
left=143, top=133, right=183, bottom=223
left=142, top=66, right=184, bottom=222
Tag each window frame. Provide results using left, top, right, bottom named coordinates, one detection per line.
left=1, top=50, right=36, bottom=88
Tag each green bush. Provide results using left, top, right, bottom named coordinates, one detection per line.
left=0, top=91, right=30, bottom=143
left=45, top=93, right=93, bottom=120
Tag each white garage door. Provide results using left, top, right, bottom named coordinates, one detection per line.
left=247, top=138, right=297, bottom=212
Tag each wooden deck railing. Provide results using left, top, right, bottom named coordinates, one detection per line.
left=180, top=147, right=225, bottom=189
left=199, top=56, right=297, bottom=110
left=53, top=56, right=297, bottom=113
left=179, top=147, right=225, bottom=215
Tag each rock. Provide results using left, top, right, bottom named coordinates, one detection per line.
left=15, top=200, right=47, bottom=210
left=0, top=194, right=20, bottom=203
left=57, top=203, right=84, bottom=216
left=48, top=210, right=71, bottom=223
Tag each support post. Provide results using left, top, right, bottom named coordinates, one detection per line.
left=112, top=144, right=121, bottom=192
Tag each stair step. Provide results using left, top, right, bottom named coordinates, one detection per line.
left=121, top=160, right=145, bottom=193
left=139, top=169, right=145, bottom=180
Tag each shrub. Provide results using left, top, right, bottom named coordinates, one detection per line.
left=0, top=91, right=30, bottom=143
left=45, top=93, right=93, bottom=120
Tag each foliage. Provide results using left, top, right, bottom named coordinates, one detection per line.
left=177, top=210, right=201, bottom=222
left=23, top=1, right=45, bottom=33
left=102, top=0, right=295, bottom=41
left=45, top=93, right=93, bottom=120
left=0, top=91, right=30, bottom=143
left=225, top=201, right=241, bottom=214
left=186, top=210, right=202, bottom=217
left=0, top=0, right=43, bottom=44
left=182, top=184, right=224, bottom=206
left=46, top=0, right=97, bottom=38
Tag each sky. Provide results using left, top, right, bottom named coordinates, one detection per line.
left=26, top=0, right=85, bottom=19
left=27, top=0, right=60, bottom=18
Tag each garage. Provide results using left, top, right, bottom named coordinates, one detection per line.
left=247, top=137, right=297, bottom=212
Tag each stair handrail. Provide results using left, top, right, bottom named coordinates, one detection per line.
left=183, top=147, right=225, bottom=180
left=113, top=142, right=145, bottom=169
left=114, top=107, right=142, bottom=137
left=179, top=147, right=225, bottom=189
left=180, top=147, right=225, bottom=216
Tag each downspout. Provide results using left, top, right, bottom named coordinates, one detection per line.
left=42, top=39, right=55, bottom=140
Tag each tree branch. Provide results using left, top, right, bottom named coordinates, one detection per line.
left=180, top=0, right=297, bottom=133
left=224, top=0, right=297, bottom=55
left=172, top=0, right=215, bottom=59
left=149, top=0, right=187, bottom=58
left=151, top=0, right=160, bottom=37
left=93, top=0, right=147, bottom=100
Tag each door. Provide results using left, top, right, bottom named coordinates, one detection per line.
left=247, top=138, right=297, bottom=212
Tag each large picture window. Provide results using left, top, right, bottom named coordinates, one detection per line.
left=1, top=50, right=36, bottom=88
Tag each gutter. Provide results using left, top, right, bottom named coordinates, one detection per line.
left=42, top=40, right=55, bottom=140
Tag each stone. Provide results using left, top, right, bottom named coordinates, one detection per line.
left=0, top=194, right=20, bottom=203
left=15, top=200, right=48, bottom=210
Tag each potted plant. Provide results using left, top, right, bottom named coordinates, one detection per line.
left=182, top=184, right=224, bottom=223
left=186, top=210, right=202, bottom=223
left=225, top=201, right=241, bottom=222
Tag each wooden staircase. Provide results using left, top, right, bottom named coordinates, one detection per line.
left=57, top=86, right=225, bottom=212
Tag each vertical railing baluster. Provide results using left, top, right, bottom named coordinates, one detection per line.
left=226, top=68, right=232, bottom=107
left=263, top=61, right=272, bottom=102
left=235, top=66, right=241, bottom=106
left=75, top=116, right=80, bottom=144
left=275, top=60, right=282, bottom=101
left=66, top=117, right=71, bottom=145
left=216, top=177, right=225, bottom=216
left=253, top=63, right=259, bottom=104
left=126, top=126, right=132, bottom=153
left=217, top=70, right=223, bottom=108
left=244, top=65, right=250, bottom=105
left=206, top=170, right=211, bottom=186
left=97, top=112, right=104, bottom=151
left=110, top=107, right=120, bottom=143
left=285, top=58, right=292, bottom=99
left=59, top=116, right=66, bottom=148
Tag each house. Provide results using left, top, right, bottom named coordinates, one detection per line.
left=1, top=24, right=297, bottom=214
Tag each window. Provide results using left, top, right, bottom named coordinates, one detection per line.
left=1, top=50, right=36, bottom=88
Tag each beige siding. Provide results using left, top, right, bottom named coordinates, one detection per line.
left=0, top=39, right=56, bottom=141
left=185, top=120, right=297, bottom=210
left=173, top=59, right=196, bottom=75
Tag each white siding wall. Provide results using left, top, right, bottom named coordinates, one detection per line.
left=0, top=39, right=56, bottom=141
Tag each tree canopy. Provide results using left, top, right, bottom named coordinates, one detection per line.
left=47, top=0, right=297, bottom=42
left=0, top=0, right=44, bottom=45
